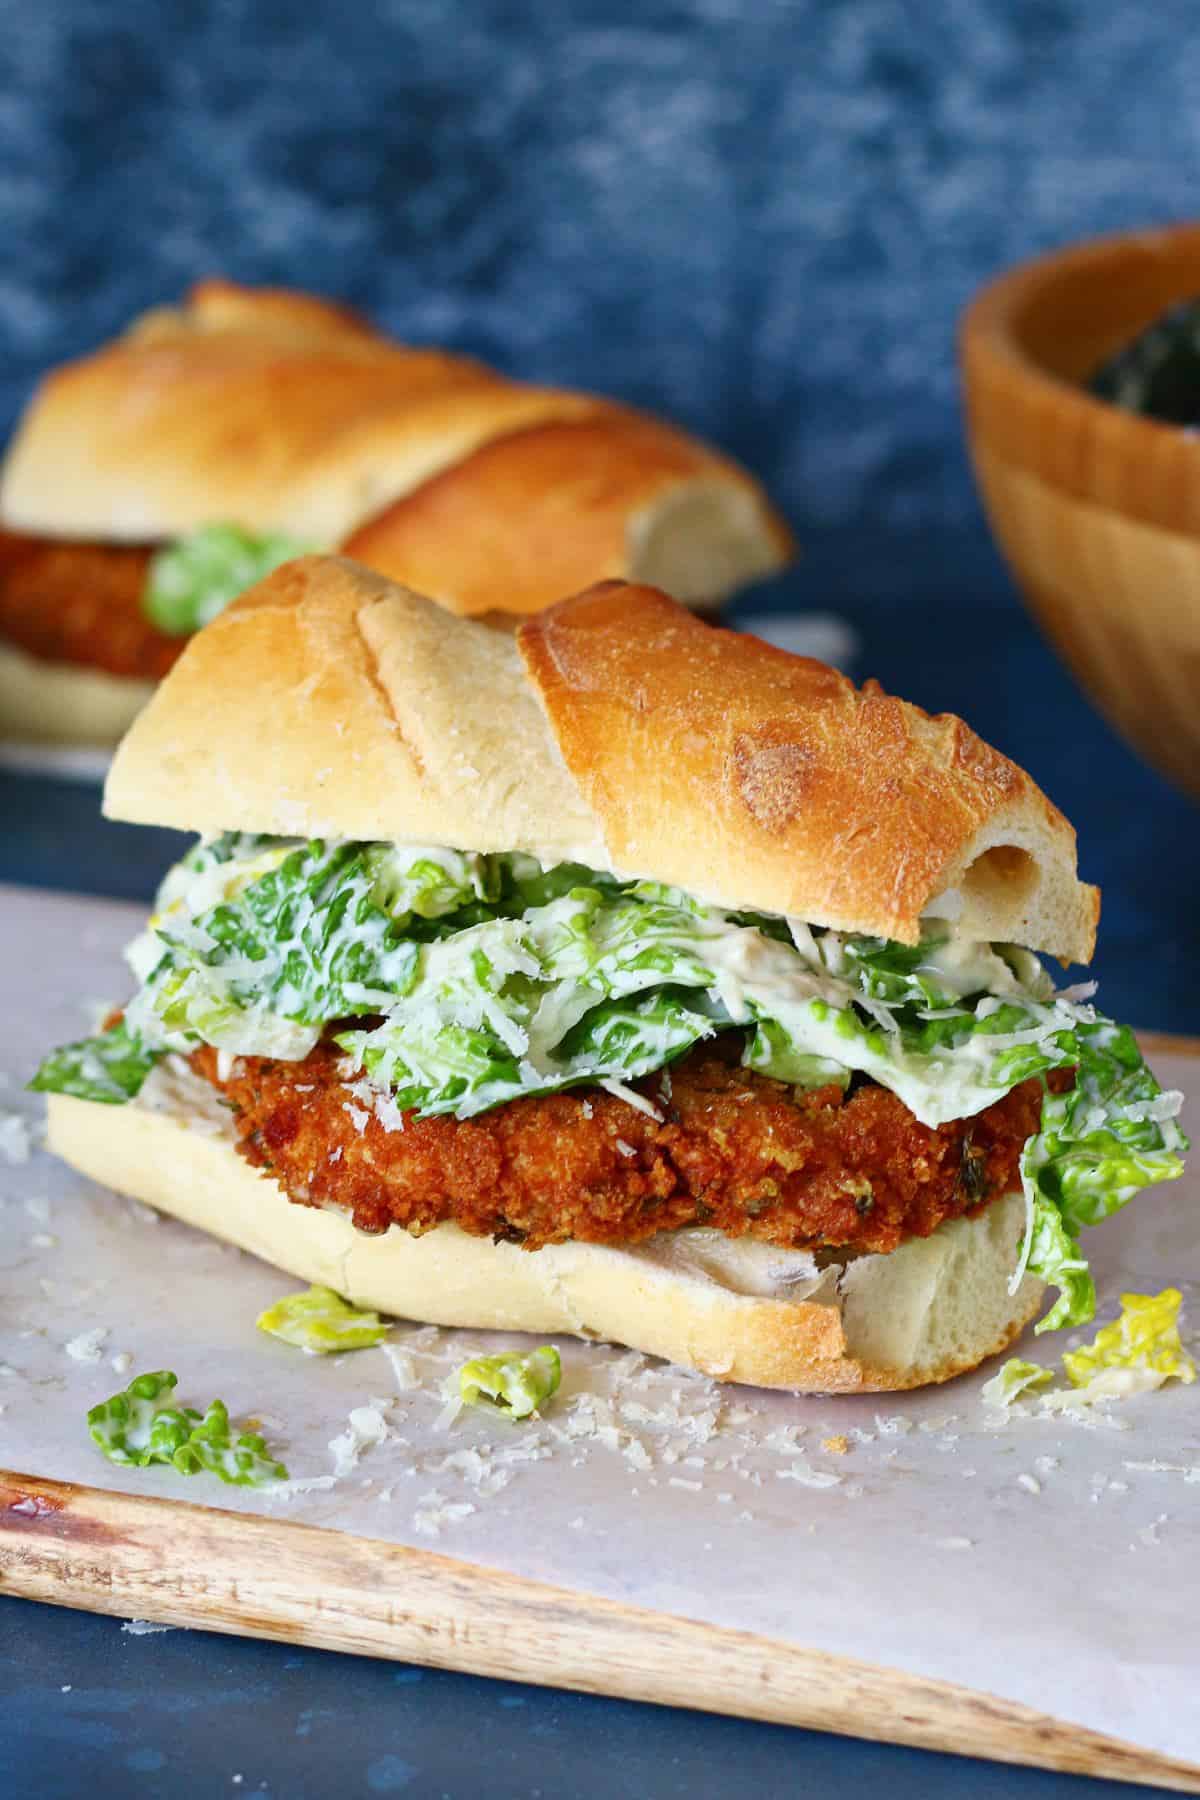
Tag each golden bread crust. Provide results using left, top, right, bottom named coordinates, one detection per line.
left=344, top=411, right=794, bottom=615
left=104, top=556, right=1098, bottom=960
left=518, top=582, right=1099, bottom=956
left=0, top=280, right=791, bottom=610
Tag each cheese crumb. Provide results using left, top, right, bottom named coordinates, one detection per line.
left=380, top=1345, right=419, bottom=1391
left=328, top=1399, right=391, bottom=1476
left=0, top=1112, right=32, bottom=1165
left=821, top=1435, right=850, bottom=1456
left=413, top=1490, right=477, bottom=1536
left=64, top=1329, right=108, bottom=1364
left=776, top=1460, right=843, bottom=1489
left=600, top=1078, right=663, bottom=1121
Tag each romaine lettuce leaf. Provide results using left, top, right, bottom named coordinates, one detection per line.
left=30, top=1016, right=159, bottom=1104
left=980, top=1357, right=1054, bottom=1408
left=87, top=1370, right=288, bottom=1485
left=143, top=524, right=315, bottom=635
left=33, top=834, right=1188, bottom=1336
left=457, top=1346, right=561, bottom=1419
left=168, top=1399, right=289, bottom=1485
left=1063, top=1288, right=1197, bottom=1390
left=257, top=1285, right=390, bottom=1353
left=87, top=1370, right=197, bottom=1466
left=1020, top=1023, right=1188, bottom=1331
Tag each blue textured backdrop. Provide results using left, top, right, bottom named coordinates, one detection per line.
left=1, top=0, right=1198, bottom=531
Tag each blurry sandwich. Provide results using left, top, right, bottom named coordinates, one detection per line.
left=0, top=280, right=791, bottom=744
left=33, top=559, right=1186, bottom=1390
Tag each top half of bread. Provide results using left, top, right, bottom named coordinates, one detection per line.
left=0, top=279, right=792, bottom=615
left=105, top=556, right=1099, bottom=962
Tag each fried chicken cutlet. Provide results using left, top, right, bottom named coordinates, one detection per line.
left=0, top=529, right=177, bottom=680
left=191, top=1035, right=1050, bottom=1256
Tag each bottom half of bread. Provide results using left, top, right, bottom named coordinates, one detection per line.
left=46, top=1071, right=1044, bottom=1393
left=0, top=638, right=154, bottom=744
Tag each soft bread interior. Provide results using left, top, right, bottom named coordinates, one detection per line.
left=628, top=479, right=785, bottom=608
left=46, top=1067, right=1044, bottom=1394
left=0, top=639, right=154, bottom=745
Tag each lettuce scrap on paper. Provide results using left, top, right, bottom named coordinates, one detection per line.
left=1063, top=1288, right=1197, bottom=1397
left=32, top=833, right=1189, bottom=1334
left=980, top=1358, right=1054, bottom=1409
left=457, top=1347, right=562, bottom=1420
left=87, top=1370, right=287, bottom=1486
left=985, top=1288, right=1196, bottom=1410
left=257, top=1285, right=391, bottom=1354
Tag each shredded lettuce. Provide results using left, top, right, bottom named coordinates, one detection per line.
left=143, top=523, right=315, bottom=636
left=457, top=1346, right=562, bottom=1419
left=1063, top=1288, right=1197, bottom=1392
left=87, top=1370, right=288, bottom=1485
left=33, top=834, right=1188, bottom=1334
left=980, top=1357, right=1054, bottom=1408
left=257, top=1285, right=390, bottom=1353
left=980, top=1290, right=1195, bottom=1410
left=29, top=1016, right=159, bottom=1105
left=1020, top=1026, right=1188, bottom=1332
left=168, top=1399, right=289, bottom=1485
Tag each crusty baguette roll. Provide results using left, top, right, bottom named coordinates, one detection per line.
left=342, top=410, right=791, bottom=614
left=0, top=279, right=791, bottom=615
left=105, top=556, right=1099, bottom=961
left=45, top=1075, right=1043, bottom=1394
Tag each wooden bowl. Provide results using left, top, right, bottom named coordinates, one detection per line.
left=961, top=223, right=1200, bottom=798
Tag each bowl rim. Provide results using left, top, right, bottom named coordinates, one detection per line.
left=960, top=220, right=1200, bottom=534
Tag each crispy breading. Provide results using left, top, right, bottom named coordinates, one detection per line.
left=191, top=1035, right=1048, bottom=1254
left=0, top=529, right=178, bottom=680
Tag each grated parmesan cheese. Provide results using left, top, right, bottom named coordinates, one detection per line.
left=413, top=1490, right=477, bottom=1537
left=380, top=1345, right=419, bottom=1391
left=64, top=1329, right=108, bottom=1364
left=600, top=1078, right=663, bottom=1120
left=776, top=1460, right=843, bottom=1489
left=0, top=1112, right=32, bottom=1165
left=328, top=1399, right=391, bottom=1476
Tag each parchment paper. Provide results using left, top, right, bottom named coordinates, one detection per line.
left=2, top=885, right=1197, bottom=1763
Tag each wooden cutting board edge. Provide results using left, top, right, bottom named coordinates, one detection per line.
left=2, top=1035, right=1195, bottom=1788
left=1, top=1469, right=1198, bottom=1793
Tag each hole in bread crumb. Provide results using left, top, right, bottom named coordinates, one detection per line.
left=959, top=845, right=1038, bottom=910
